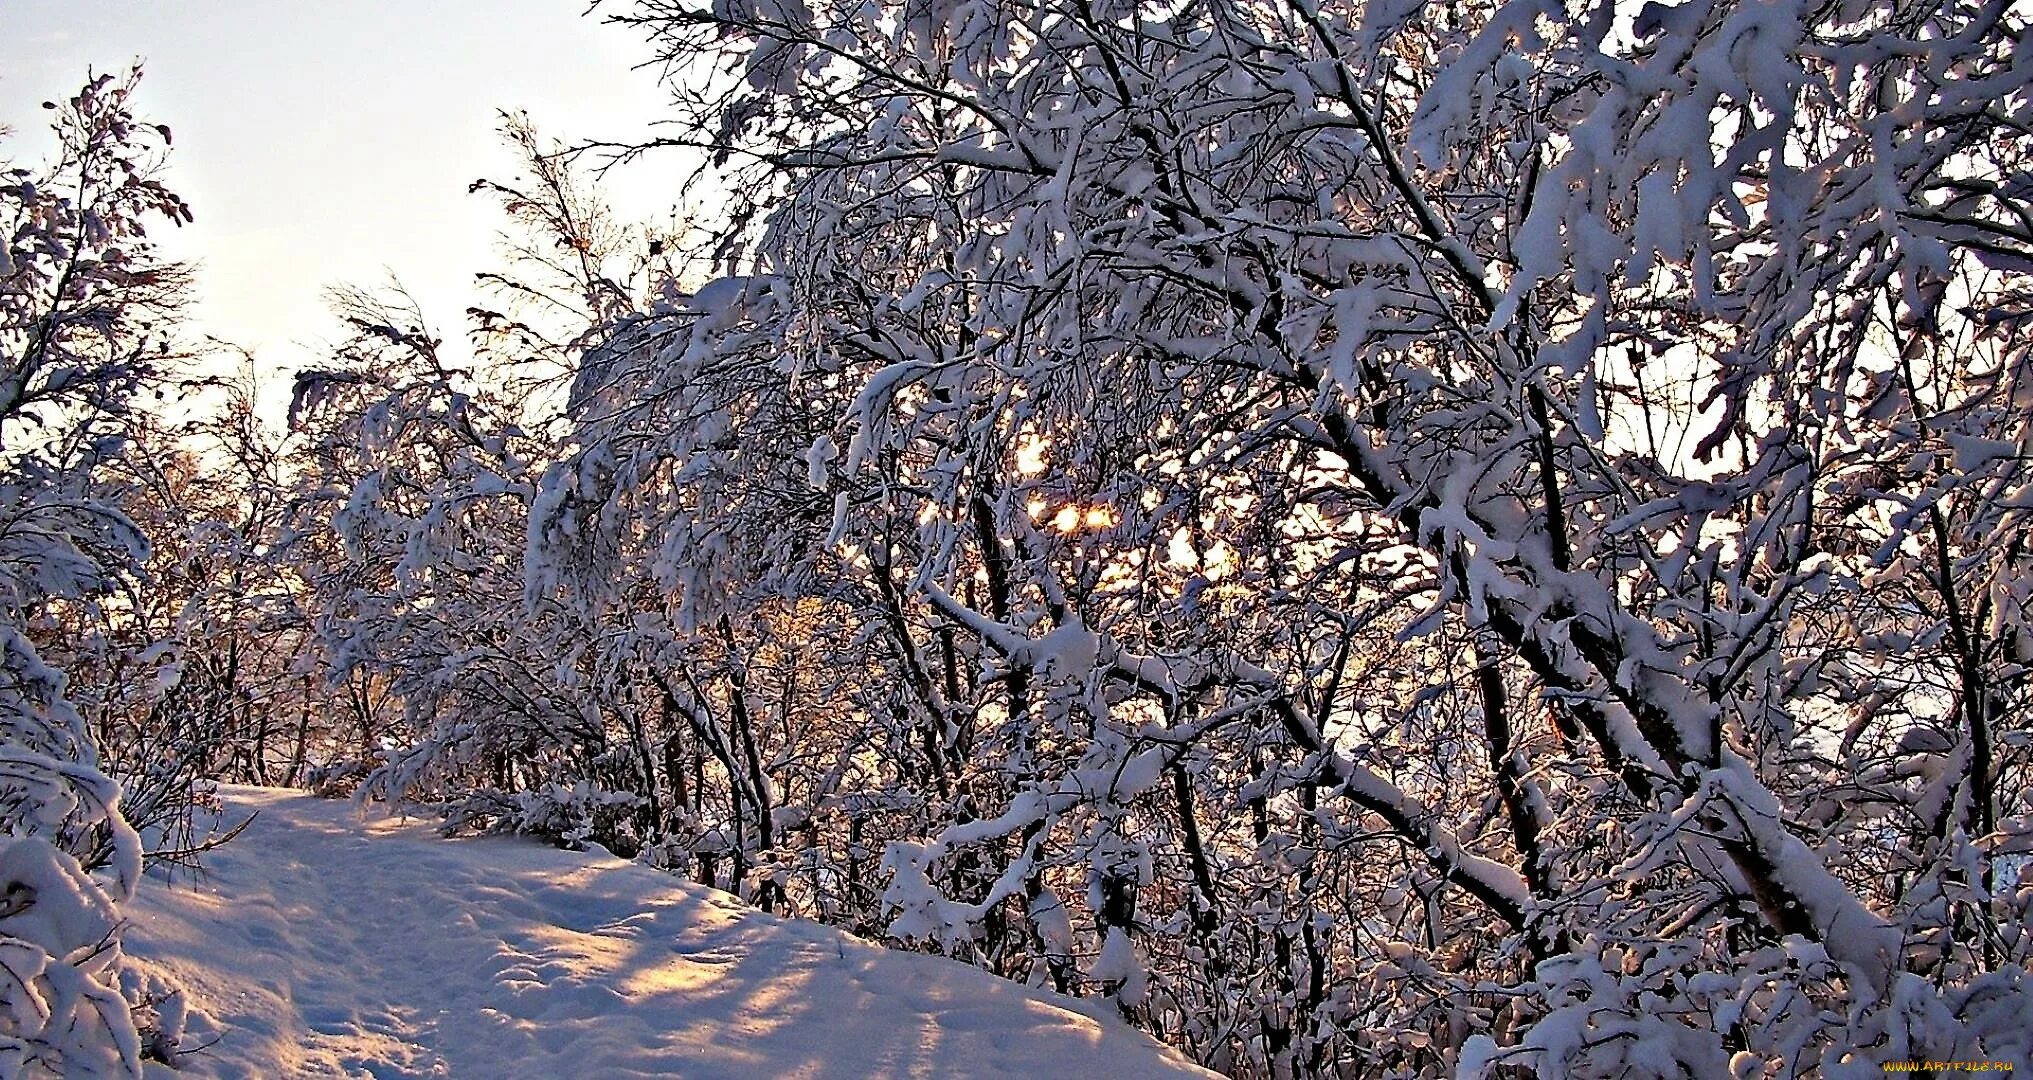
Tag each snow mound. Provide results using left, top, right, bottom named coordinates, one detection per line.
left=124, top=787, right=1212, bottom=1079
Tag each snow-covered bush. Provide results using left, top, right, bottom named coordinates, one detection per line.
left=440, top=782, right=648, bottom=853
left=0, top=834, right=138, bottom=1076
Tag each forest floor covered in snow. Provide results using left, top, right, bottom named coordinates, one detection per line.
left=123, top=787, right=1212, bottom=1079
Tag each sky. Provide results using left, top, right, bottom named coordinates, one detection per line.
left=0, top=1, right=681, bottom=383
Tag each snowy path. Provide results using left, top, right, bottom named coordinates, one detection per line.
left=125, top=787, right=1212, bottom=1079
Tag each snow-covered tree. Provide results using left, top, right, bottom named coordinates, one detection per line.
left=40, top=362, right=320, bottom=856
left=0, top=68, right=196, bottom=1077
left=277, top=286, right=550, bottom=797
left=515, top=0, right=2032, bottom=1072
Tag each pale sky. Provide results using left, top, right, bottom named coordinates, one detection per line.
left=0, top=1, right=680, bottom=381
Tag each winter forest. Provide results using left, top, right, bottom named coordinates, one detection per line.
left=4, top=0, right=2032, bottom=1075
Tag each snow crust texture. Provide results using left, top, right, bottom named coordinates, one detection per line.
left=124, top=787, right=1213, bottom=1079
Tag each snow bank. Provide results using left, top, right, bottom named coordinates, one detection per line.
left=123, top=787, right=1211, bottom=1079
